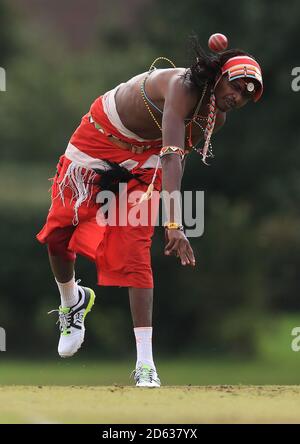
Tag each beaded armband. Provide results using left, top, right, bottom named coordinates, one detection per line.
left=159, top=146, right=185, bottom=160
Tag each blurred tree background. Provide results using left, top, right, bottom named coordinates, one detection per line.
left=1, top=0, right=300, bottom=364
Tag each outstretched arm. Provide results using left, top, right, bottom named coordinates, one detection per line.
left=160, top=75, right=195, bottom=267
left=161, top=75, right=192, bottom=218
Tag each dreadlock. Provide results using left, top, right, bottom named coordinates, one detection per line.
left=184, top=34, right=255, bottom=90
left=181, top=35, right=257, bottom=165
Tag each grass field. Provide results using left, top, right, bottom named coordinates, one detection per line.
left=1, top=385, right=300, bottom=424
left=1, top=354, right=300, bottom=386
left=1, top=358, right=300, bottom=423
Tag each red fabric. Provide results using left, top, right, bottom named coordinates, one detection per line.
left=37, top=155, right=105, bottom=262
left=37, top=97, right=162, bottom=288
left=70, top=95, right=162, bottom=165
left=222, top=56, right=261, bottom=72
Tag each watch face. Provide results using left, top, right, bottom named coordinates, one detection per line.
left=247, top=82, right=255, bottom=92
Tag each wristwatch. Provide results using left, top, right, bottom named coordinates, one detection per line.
left=164, top=222, right=184, bottom=231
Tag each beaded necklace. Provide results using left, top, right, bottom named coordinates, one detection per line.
left=140, top=57, right=217, bottom=165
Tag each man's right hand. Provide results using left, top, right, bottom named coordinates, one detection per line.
left=164, top=229, right=196, bottom=267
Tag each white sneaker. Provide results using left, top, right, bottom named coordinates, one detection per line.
left=132, top=362, right=161, bottom=388
left=49, top=286, right=96, bottom=358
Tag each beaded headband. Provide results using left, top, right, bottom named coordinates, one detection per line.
left=221, top=56, right=263, bottom=102
left=200, top=56, right=263, bottom=164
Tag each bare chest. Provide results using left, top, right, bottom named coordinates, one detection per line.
left=114, top=71, right=224, bottom=142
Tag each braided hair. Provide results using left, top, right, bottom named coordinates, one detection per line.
left=182, top=35, right=257, bottom=164
left=184, top=34, right=255, bottom=90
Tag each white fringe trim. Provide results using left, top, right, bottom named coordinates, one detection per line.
left=55, top=153, right=162, bottom=224
left=56, top=162, right=97, bottom=226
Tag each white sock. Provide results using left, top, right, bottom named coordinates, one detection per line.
left=134, top=327, right=156, bottom=370
left=55, top=276, right=79, bottom=308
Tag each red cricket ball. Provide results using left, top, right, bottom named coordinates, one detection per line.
left=208, top=33, right=228, bottom=52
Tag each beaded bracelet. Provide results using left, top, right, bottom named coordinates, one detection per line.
left=159, top=146, right=185, bottom=160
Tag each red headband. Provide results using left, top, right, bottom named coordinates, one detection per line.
left=221, top=56, right=263, bottom=102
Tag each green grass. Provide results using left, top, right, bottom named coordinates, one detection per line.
left=1, top=314, right=300, bottom=386
left=1, top=354, right=300, bottom=386
left=1, top=385, right=300, bottom=424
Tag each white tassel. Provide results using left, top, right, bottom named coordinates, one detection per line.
left=137, top=157, right=160, bottom=205
left=56, top=162, right=97, bottom=225
left=138, top=183, right=154, bottom=204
